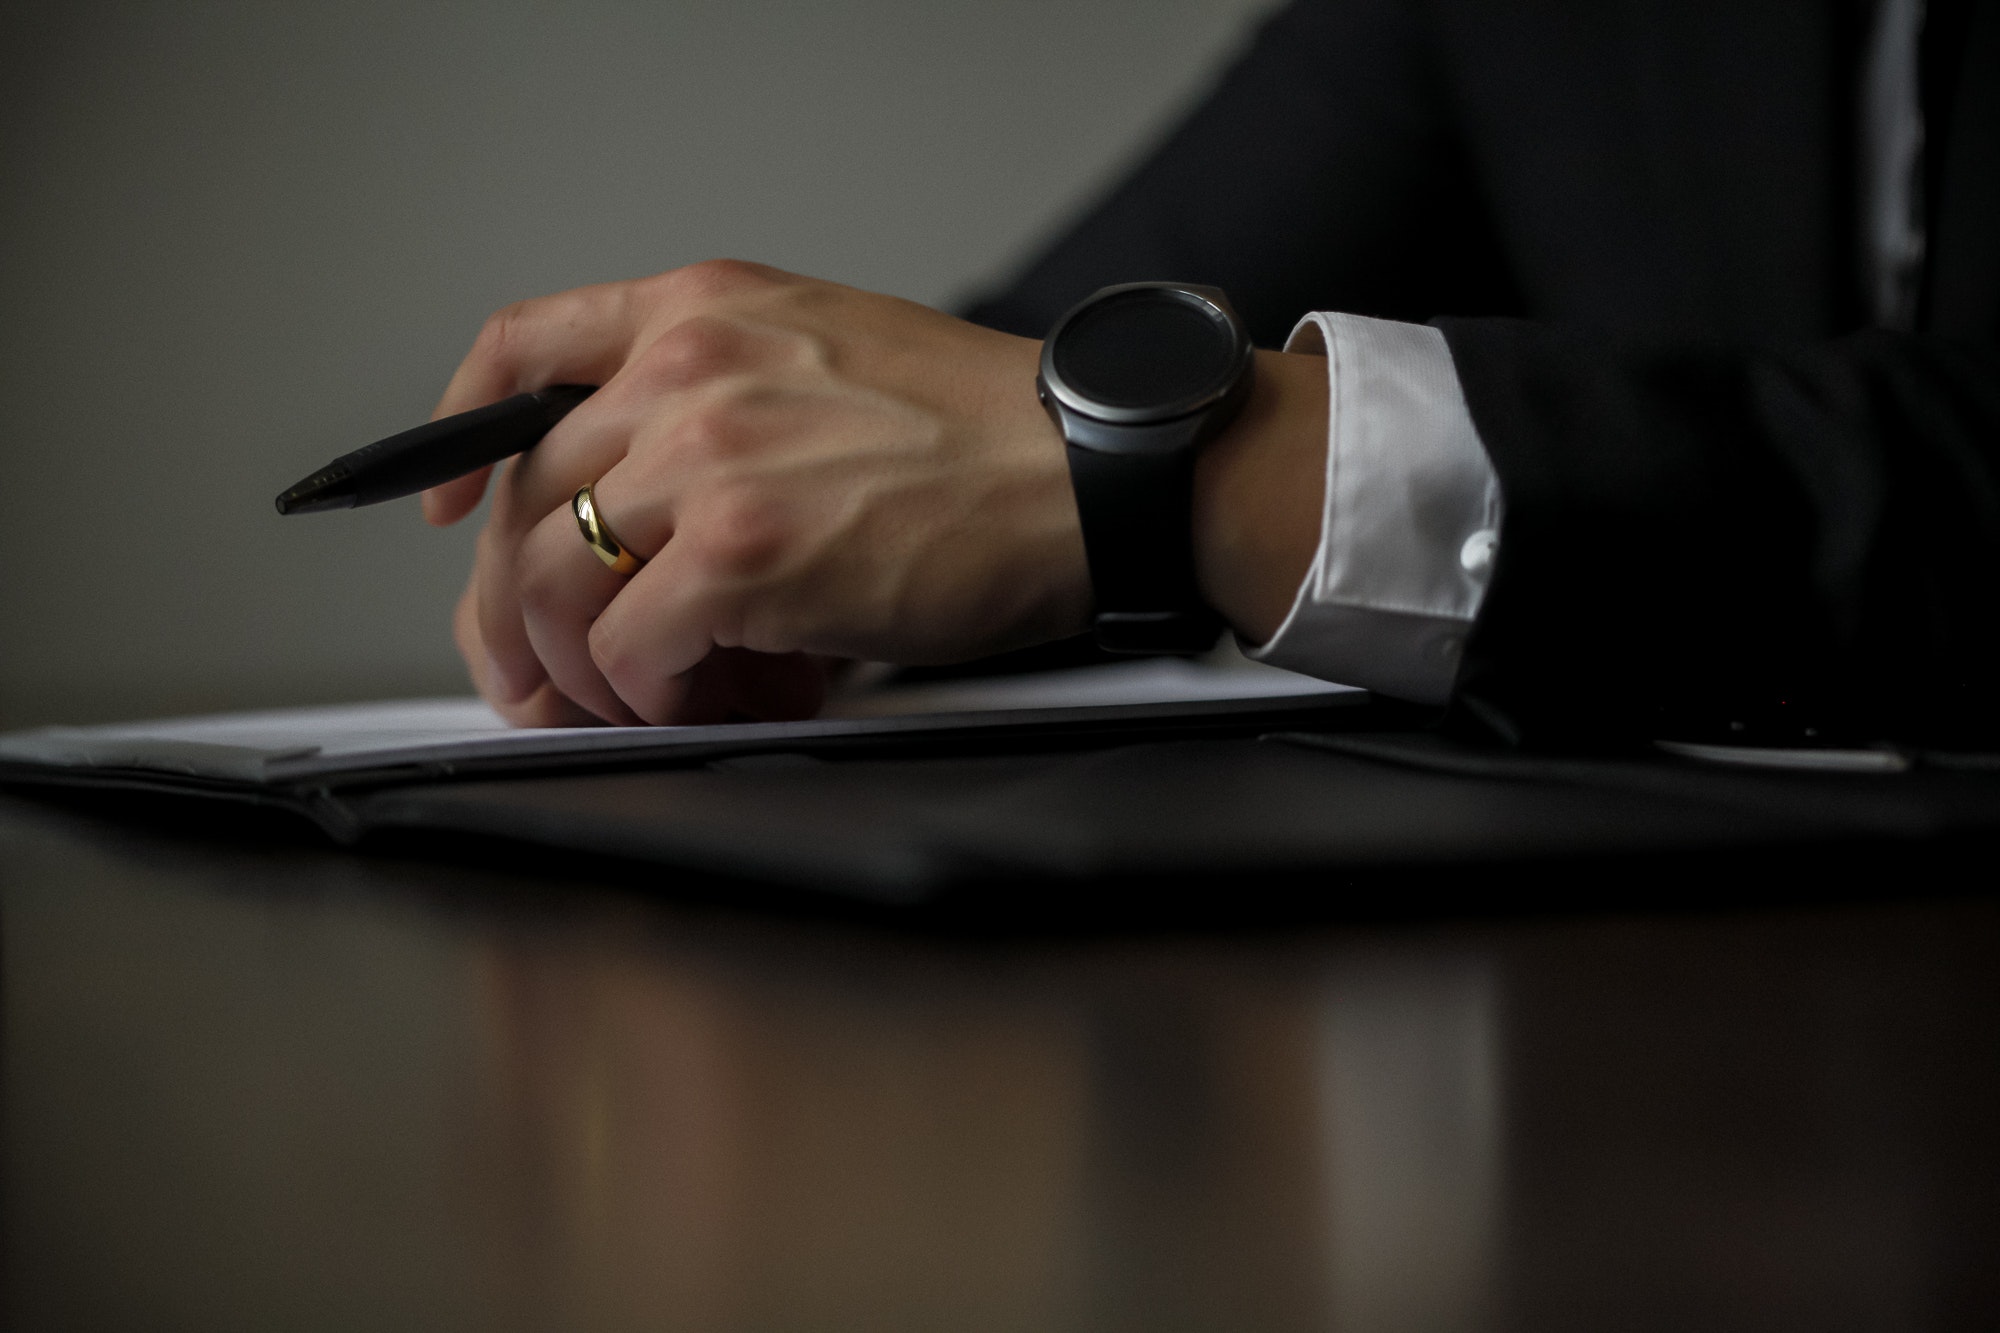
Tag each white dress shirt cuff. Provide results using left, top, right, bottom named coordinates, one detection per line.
left=1244, top=312, right=1503, bottom=705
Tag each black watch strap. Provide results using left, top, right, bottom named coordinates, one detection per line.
left=1065, top=442, right=1224, bottom=654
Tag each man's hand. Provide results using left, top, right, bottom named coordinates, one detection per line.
left=427, top=260, right=1329, bottom=727
left=425, top=261, right=1093, bottom=726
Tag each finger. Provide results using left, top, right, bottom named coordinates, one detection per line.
left=421, top=284, right=644, bottom=529
left=423, top=466, right=493, bottom=527
left=503, top=379, right=671, bottom=544
left=494, top=678, right=606, bottom=729
left=454, top=577, right=600, bottom=726
left=473, top=500, right=553, bottom=705
left=441, top=262, right=794, bottom=714
left=588, top=535, right=731, bottom=725
left=468, top=391, right=637, bottom=701
left=517, top=504, right=647, bottom=725
left=433, top=282, right=650, bottom=421
left=425, top=266, right=783, bottom=531
left=431, top=260, right=782, bottom=421
left=423, top=374, right=642, bottom=528
left=471, top=395, right=665, bottom=704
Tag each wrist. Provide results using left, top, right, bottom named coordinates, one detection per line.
left=1191, top=347, right=1330, bottom=644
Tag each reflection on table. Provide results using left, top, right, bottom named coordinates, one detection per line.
left=3, top=795, right=1994, bottom=1331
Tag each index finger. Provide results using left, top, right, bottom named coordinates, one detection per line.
left=421, top=279, right=655, bottom=525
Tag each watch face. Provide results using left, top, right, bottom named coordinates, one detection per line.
left=1047, top=285, right=1245, bottom=421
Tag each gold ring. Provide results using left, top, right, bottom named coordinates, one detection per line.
left=572, top=484, right=645, bottom=575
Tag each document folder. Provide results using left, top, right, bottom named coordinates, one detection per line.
left=6, top=659, right=1998, bottom=907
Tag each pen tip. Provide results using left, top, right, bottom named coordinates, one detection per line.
left=274, top=483, right=355, bottom=515
left=275, top=465, right=359, bottom=516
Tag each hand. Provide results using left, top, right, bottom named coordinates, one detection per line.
left=427, top=260, right=1330, bottom=728
left=425, top=261, right=1094, bottom=726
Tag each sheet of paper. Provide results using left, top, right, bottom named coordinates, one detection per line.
left=0, top=656, right=1355, bottom=786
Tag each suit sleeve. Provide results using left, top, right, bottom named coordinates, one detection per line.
left=1437, top=320, right=2000, bottom=749
left=961, top=0, right=1514, bottom=350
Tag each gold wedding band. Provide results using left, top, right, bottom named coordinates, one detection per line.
left=572, top=484, right=645, bottom=576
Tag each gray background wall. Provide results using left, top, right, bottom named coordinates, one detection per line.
left=0, top=0, right=1273, bottom=730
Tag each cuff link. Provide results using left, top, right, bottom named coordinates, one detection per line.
left=1459, top=529, right=1499, bottom=580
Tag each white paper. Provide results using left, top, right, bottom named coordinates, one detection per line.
left=0, top=655, right=1354, bottom=786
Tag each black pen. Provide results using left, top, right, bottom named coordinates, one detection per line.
left=275, top=384, right=596, bottom=515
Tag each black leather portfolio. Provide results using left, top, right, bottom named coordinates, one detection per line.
left=6, top=683, right=1999, bottom=910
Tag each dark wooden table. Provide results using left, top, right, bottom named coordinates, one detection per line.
left=3, top=790, right=1994, bottom=1331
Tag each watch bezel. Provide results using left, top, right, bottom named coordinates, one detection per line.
left=1038, top=282, right=1254, bottom=427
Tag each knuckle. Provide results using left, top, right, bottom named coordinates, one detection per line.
left=690, top=490, right=790, bottom=583
left=584, top=619, right=617, bottom=675
left=669, top=257, right=770, bottom=302
left=633, top=315, right=744, bottom=390
left=471, top=300, right=533, bottom=368
left=585, top=615, right=639, bottom=687
left=668, top=396, right=757, bottom=466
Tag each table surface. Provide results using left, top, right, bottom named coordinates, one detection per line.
left=3, top=789, right=1995, bottom=1333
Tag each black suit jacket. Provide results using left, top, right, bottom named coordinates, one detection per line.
left=969, top=0, right=2000, bottom=748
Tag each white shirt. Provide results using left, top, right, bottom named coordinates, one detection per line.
left=1252, top=3, right=1926, bottom=702
left=1246, top=313, right=1497, bottom=705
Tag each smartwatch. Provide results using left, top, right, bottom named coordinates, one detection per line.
left=1037, top=282, right=1255, bottom=654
